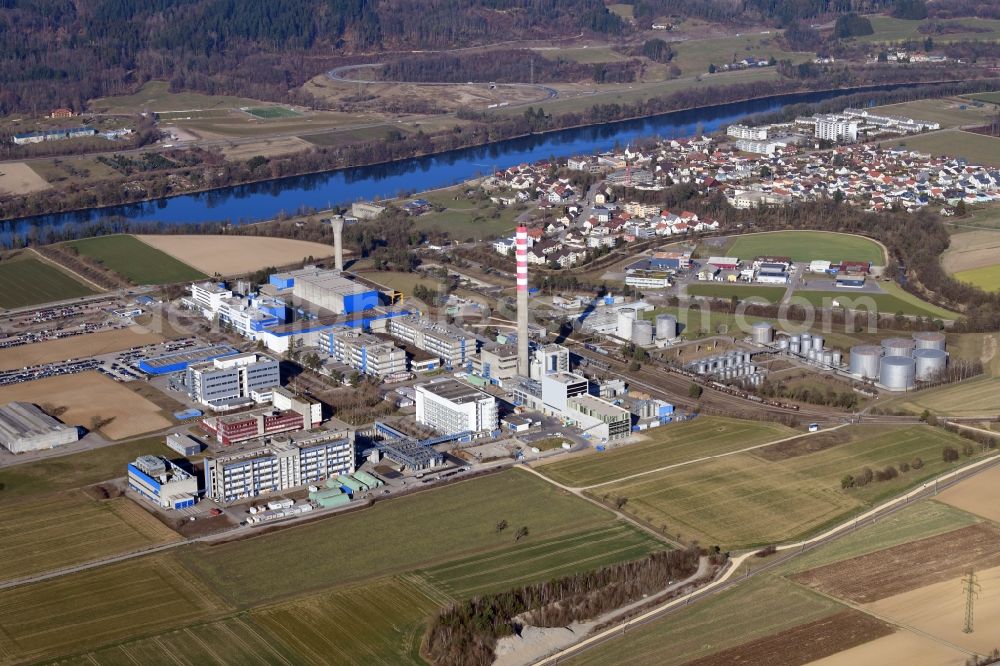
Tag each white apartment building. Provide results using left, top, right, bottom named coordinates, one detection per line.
left=203, top=429, right=353, bottom=502
left=415, top=379, right=498, bottom=436
left=185, top=352, right=281, bottom=408
left=727, top=124, right=769, bottom=141
left=322, top=328, right=407, bottom=378
left=815, top=115, right=859, bottom=143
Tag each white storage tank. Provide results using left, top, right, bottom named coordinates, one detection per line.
left=850, top=345, right=882, bottom=379
left=912, top=331, right=946, bottom=351
left=882, top=337, right=916, bottom=357
left=822, top=351, right=833, bottom=366
left=800, top=334, right=812, bottom=352
left=751, top=321, right=774, bottom=344
left=880, top=355, right=916, bottom=390
left=790, top=342, right=801, bottom=355
left=655, top=314, right=679, bottom=340
left=632, top=319, right=654, bottom=346
left=812, top=335, right=825, bottom=351
left=832, top=351, right=842, bottom=366
left=617, top=308, right=637, bottom=339
left=913, top=348, right=948, bottom=381
left=778, top=338, right=789, bottom=351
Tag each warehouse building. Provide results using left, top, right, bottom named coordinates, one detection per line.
left=322, top=328, right=408, bottom=378
left=385, top=315, right=476, bottom=369
left=203, top=429, right=354, bottom=502
left=567, top=394, right=632, bottom=441
left=166, top=433, right=203, bottom=457
left=0, top=402, right=79, bottom=454
left=415, top=379, right=498, bottom=436
left=185, top=352, right=281, bottom=409
left=266, top=268, right=379, bottom=315
left=201, top=407, right=305, bottom=446
left=127, top=455, right=198, bottom=510
left=138, top=344, right=239, bottom=376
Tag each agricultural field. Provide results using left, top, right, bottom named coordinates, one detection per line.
left=0, top=555, right=230, bottom=664
left=967, top=91, right=1000, bottom=105
left=0, top=371, right=171, bottom=440
left=417, top=523, right=663, bottom=598
left=942, top=228, right=1000, bottom=276
left=593, top=425, right=976, bottom=548
left=135, top=234, right=333, bottom=276
left=178, top=469, right=637, bottom=607
left=244, top=106, right=300, bottom=119
left=936, top=462, right=1000, bottom=524
left=0, top=491, right=179, bottom=583
left=412, top=199, right=524, bottom=240
left=955, top=264, right=1000, bottom=292
left=894, top=375, right=1000, bottom=417
left=66, top=235, right=206, bottom=285
left=794, top=287, right=959, bottom=320
left=871, top=97, right=997, bottom=129
left=539, top=46, right=627, bottom=63
left=88, top=80, right=267, bottom=114
left=220, top=136, right=314, bottom=160
left=0, top=327, right=163, bottom=371
left=0, top=161, right=50, bottom=196
left=726, top=231, right=885, bottom=264
left=859, top=16, right=1000, bottom=43
left=355, top=271, right=446, bottom=297
left=669, top=32, right=810, bottom=76
left=808, top=629, right=967, bottom=666
left=0, top=254, right=96, bottom=309
left=537, top=416, right=794, bottom=488
left=687, top=283, right=786, bottom=304
left=301, top=124, right=406, bottom=148
left=0, top=436, right=175, bottom=501
left=884, top=129, right=1000, bottom=167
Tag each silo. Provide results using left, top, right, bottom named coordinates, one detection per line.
left=655, top=314, right=678, bottom=340
left=751, top=321, right=774, bottom=344
left=617, top=308, right=636, bottom=339
left=790, top=334, right=801, bottom=347
left=880, top=355, right=916, bottom=390
left=913, top=331, right=946, bottom=351
left=801, top=334, right=813, bottom=352
left=913, top=348, right=948, bottom=381
left=882, top=337, right=916, bottom=357
left=697, top=362, right=708, bottom=374
left=822, top=351, right=833, bottom=366
left=850, top=345, right=882, bottom=379
left=743, top=352, right=752, bottom=364
left=790, top=342, right=801, bottom=355
left=807, top=349, right=818, bottom=361
left=832, top=351, right=842, bottom=366
left=778, top=339, right=789, bottom=351
left=632, top=320, right=654, bottom=346
left=812, top=335, right=825, bottom=352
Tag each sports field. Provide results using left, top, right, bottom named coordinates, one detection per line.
left=726, top=231, right=884, bottom=265
left=0, top=492, right=180, bottom=582
left=594, top=425, right=973, bottom=548
left=417, top=523, right=662, bottom=598
left=0, top=327, right=163, bottom=371
left=895, top=375, right=1000, bottom=417
left=0, top=371, right=171, bottom=440
left=135, top=234, right=333, bottom=276
left=66, top=235, right=206, bottom=285
left=885, top=129, right=1000, bottom=167
left=794, top=288, right=959, bottom=320
left=687, top=283, right=786, bottom=303
left=179, top=469, right=636, bottom=607
left=0, top=555, right=230, bottom=663
left=245, top=106, right=301, bottom=119
left=538, top=417, right=794, bottom=488
left=955, top=264, right=1000, bottom=292
left=0, top=256, right=95, bottom=308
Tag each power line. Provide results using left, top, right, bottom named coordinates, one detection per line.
left=962, top=568, right=980, bottom=634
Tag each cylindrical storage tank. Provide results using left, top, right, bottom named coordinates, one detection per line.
left=850, top=345, right=883, bottom=379
left=913, top=331, right=946, bottom=351
left=617, top=309, right=636, bottom=339
left=790, top=342, right=801, bottom=355
left=832, top=352, right=842, bottom=366
left=880, top=355, right=916, bottom=390
left=778, top=339, right=789, bottom=351
left=807, top=349, right=818, bottom=361
left=822, top=352, right=833, bottom=366
left=751, top=321, right=774, bottom=344
left=697, top=362, right=707, bottom=374
left=882, top=337, right=916, bottom=357
left=632, top=319, right=653, bottom=346
left=743, top=352, right=752, bottom=364
left=812, top=335, right=825, bottom=352
left=790, top=335, right=801, bottom=346
left=801, top=334, right=812, bottom=352
left=913, top=348, right=948, bottom=381
left=655, top=314, right=678, bottom=340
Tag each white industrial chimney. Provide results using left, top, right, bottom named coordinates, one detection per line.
left=332, top=216, right=344, bottom=272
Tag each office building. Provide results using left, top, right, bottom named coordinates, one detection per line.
left=201, top=407, right=305, bottom=446
left=415, top=379, right=498, bottom=436
left=386, top=315, right=476, bottom=369
left=271, top=387, right=323, bottom=428
left=188, top=282, right=233, bottom=316
left=203, top=429, right=354, bottom=502
left=541, top=372, right=590, bottom=412
left=127, top=455, right=198, bottom=509
left=0, top=402, right=79, bottom=454
left=322, top=328, right=408, bottom=378
left=185, top=353, right=281, bottom=409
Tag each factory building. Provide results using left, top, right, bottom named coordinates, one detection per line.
left=566, top=395, right=632, bottom=441
left=185, top=352, right=281, bottom=409
left=138, top=344, right=239, bottom=376
left=216, top=296, right=285, bottom=338
left=649, top=250, right=692, bottom=271
left=415, top=379, right=498, bottom=436
left=472, top=344, right=520, bottom=384
left=127, top=455, right=198, bottom=510
left=541, top=372, right=590, bottom=412
left=203, top=429, right=354, bottom=502
left=271, top=387, right=323, bottom=428
left=201, top=407, right=305, bottom=446
left=322, top=328, right=408, bottom=378
left=188, top=282, right=233, bottom=315
left=386, top=315, right=476, bottom=369
left=166, top=433, right=203, bottom=457
left=532, top=344, right=571, bottom=378
left=0, top=402, right=79, bottom=454
left=290, top=269, right=379, bottom=315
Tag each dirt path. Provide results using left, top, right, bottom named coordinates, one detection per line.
left=28, top=247, right=107, bottom=292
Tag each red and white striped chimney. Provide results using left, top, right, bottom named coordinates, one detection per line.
left=516, top=226, right=530, bottom=376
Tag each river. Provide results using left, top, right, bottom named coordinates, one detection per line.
left=3, top=84, right=921, bottom=242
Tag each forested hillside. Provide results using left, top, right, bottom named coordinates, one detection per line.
left=0, top=0, right=622, bottom=115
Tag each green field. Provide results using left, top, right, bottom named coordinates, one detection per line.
left=860, top=16, right=1000, bottom=43
left=0, top=492, right=179, bottom=583
left=412, top=200, right=522, bottom=240
left=245, top=106, right=301, bottom=119
left=88, top=80, right=267, bottom=115
left=568, top=574, right=844, bottom=666
left=967, top=91, right=1000, bottom=105
left=871, top=97, right=996, bottom=129
left=179, top=469, right=636, bottom=607
left=727, top=231, right=884, bottom=264
left=66, top=235, right=206, bottom=285
left=794, top=287, right=959, bottom=320
left=594, top=425, right=975, bottom=548
left=670, top=32, right=811, bottom=76
left=0, top=555, right=230, bottom=664
left=955, top=264, right=1000, bottom=292
left=0, top=256, right=95, bottom=308
left=539, top=417, right=794, bottom=488
left=540, top=46, right=627, bottom=64
left=885, top=129, right=1000, bottom=167
left=0, top=436, right=175, bottom=501
left=894, top=375, right=1000, bottom=417
left=687, top=283, right=786, bottom=304
left=417, top=523, right=663, bottom=598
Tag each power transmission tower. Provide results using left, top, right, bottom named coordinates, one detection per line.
left=962, top=568, right=980, bottom=634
